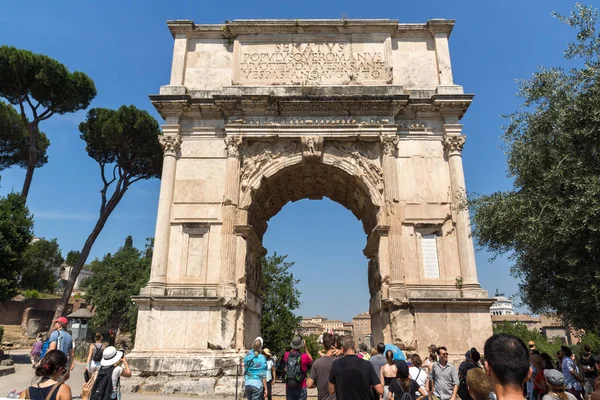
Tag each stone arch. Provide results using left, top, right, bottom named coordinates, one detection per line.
left=235, top=137, right=389, bottom=347
left=238, top=138, right=386, bottom=233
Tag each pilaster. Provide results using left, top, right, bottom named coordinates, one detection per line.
left=144, top=122, right=181, bottom=294
left=443, top=124, right=478, bottom=287
left=428, top=20, right=455, bottom=86
left=170, top=34, right=188, bottom=86
left=221, top=136, right=243, bottom=283
left=380, top=135, right=404, bottom=286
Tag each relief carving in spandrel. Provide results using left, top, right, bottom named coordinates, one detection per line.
left=240, top=141, right=299, bottom=191
left=326, top=141, right=384, bottom=194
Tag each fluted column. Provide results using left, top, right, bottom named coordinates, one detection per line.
left=380, top=135, right=404, bottom=285
left=221, top=135, right=242, bottom=283
left=443, top=124, right=479, bottom=286
left=148, top=127, right=182, bottom=289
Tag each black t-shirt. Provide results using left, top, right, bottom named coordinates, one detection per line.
left=389, top=379, right=421, bottom=400
left=580, top=354, right=598, bottom=378
left=329, top=354, right=380, bottom=400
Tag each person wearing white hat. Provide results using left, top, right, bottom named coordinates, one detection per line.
left=90, top=346, right=131, bottom=400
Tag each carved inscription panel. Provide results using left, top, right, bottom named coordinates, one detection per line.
left=236, top=40, right=388, bottom=85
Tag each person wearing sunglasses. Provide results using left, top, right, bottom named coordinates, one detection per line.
left=431, top=346, right=459, bottom=400
left=19, top=349, right=72, bottom=399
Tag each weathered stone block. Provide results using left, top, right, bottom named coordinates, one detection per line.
left=163, top=377, right=216, bottom=395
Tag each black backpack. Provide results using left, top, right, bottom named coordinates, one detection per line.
left=285, top=350, right=304, bottom=388
left=393, top=380, right=414, bottom=400
left=92, top=344, right=104, bottom=362
left=90, top=365, right=115, bottom=400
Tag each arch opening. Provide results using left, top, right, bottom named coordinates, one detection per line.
left=247, top=161, right=380, bottom=241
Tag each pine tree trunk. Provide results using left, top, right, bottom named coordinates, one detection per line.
left=21, top=123, right=39, bottom=200
left=51, top=189, right=126, bottom=326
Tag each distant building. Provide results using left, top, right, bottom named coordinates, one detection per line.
left=491, top=313, right=579, bottom=345
left=342, top=322, right=354, bottom=335
left=322, top=319, right=344, bottom=330
left=491, top=314, right=541, bottom=330
left=353, top=312, right=371, bottom=347
left=56, top=263, right=94, bottom=291
left=489, top=288, right=515, bottom=316
left=298, top=315, right=354, bottom=337
left=298, top=321, right=322, bottom=336
left=303, top=316, right=327, bottom=324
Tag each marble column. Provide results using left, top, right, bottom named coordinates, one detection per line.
left=380, top=135, right=404, bottom=286
left=443, top=124, right=479, bottom=286
left=147, top=127, right=181, bottom=291
left=221, top=135, right=242, bottom=283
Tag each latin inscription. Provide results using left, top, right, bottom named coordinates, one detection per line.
left=238, top=42, right=387, bottom=84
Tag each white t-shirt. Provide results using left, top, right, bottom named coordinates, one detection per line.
left=111, top=366, right=123, bottom=400
left=266, top=359, right=274, bottom=382
left=409, top=366, right=427, bottom=392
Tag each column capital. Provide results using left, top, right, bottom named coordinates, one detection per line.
left=159, top=135, right=182, bottom=156
left=225, top=135, right=242, bottom=157
left=443, top=134, right=466, bottom=156
left=380, top=135, right=400, bottom=157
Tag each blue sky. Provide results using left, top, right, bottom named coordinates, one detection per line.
left=0, top=1, right=587, bottom=321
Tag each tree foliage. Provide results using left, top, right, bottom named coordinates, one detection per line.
left=303, top=334, right=320, bottom=360
left=85, top=236, right=152, bottom=333
left=0, top=192, right=34, bottom=302
left=53, top=105, right=162, bottom=323
left=260, top=252, right=302, bottom=355
left=470, top=4, right=600, bottom=331
left=0, top=46, right=96, bottom=198
left=65, top=250, right=81, bottom=266
left=493, top=322, right=563, bottom=361
left=0, top=100, right=49, bottom=172
left=20, top=238, right=63, bottom=293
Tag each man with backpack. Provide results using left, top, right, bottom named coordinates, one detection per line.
left=284, top=336, right=313, bottom=400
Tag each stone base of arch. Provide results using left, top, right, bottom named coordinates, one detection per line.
left=124, top=289, right=492, bottom=398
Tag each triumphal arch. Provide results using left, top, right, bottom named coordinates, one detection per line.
left=128, top=19, right=493, bottom=396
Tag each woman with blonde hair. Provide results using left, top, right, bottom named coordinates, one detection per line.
left=243, top=337, right=267, bottom=400
left=542, top=369, right=577, bottom=400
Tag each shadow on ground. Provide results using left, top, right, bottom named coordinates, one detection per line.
left=10, top=354, right=31, bottom=365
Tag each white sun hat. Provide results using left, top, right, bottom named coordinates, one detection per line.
left=100, top=346, right=124, bottom=367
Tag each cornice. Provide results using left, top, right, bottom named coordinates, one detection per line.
left=166, top=18, right=456, bottom=38
left=149, top=88, right=473, bottom=120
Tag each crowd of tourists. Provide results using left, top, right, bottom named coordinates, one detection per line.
left=243, top=333, right=600, bottom=400
left=14, top=316, right=600, bottom=400
left=15, top=316, right=128, bottom=400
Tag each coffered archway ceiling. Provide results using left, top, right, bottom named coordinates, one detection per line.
left=247, top=162, right=379, bottom=241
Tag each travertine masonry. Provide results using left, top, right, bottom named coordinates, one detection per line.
left=130, top=18, right=494, bottom=398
